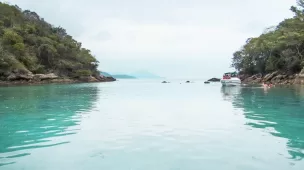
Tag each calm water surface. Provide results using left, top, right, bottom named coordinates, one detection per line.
left=0, top=80, right=304, bottom=169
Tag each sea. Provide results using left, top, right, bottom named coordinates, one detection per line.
left=0, top=79, right=304, bottom=170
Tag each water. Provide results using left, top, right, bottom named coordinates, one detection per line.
left=0, top=80, right=304, bottom=170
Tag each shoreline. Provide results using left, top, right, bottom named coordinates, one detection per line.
left=0, top=77, right=116, bottom=87
left=240, top=71, right=304, bottom=85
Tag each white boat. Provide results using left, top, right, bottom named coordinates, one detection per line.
left=220, top=72, right=241, bottom=86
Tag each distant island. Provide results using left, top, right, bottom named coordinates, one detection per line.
left=112, top=74, right=136, bottom=79
left=231, top=1, right=304, bottom=85
left=0, top=2, right=115, bottom=86
left=101, top=70, right=162, bottom=79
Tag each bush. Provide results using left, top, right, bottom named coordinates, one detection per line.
left=75, top=70, right=92, bottom=77
left=2, top=29, right=23, bottom=45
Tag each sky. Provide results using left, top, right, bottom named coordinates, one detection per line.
left=5, top=0, right=297, bottom=78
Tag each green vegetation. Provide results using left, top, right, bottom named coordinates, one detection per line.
left=232, top=0, right=304, bottom=75
left=0, top=2, right=100, bottom=80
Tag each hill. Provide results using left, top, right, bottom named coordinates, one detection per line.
left=0, top=2, right=114, bottom=84
left=231, top=0, right=304, bottom=84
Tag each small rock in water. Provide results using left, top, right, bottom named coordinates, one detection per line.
left=185, top=81, right=190, bottom=83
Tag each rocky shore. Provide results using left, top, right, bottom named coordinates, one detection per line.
left=240, top=69, right=304, bottom=85
left=0, top=72, right=116, bottom=86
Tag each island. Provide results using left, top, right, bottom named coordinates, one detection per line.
left=230, top=2, right=304, bottom=85
left=0, top=2, right=115, bottom=86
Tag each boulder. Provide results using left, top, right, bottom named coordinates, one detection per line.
left=34, top=73, right=58, bottom=80
left=97, top=76, right=116, bottom=82
left=7, top=72, right=34, bottom=81
left=288, top=75, right=295, bottom=79
left=272, top=75, right=286, bottom=81
left=264, top=71, right=278, bottom=82
left=79, top=75, right=99, bottom=82
left=253, top=78, right=262, bottom=84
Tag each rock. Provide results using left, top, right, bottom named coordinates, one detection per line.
left=204, top=81, right=210, bottom=84
left=299, top=73, right=304, bottom=78
left=253, top=78, right=262, bottom=84
left=7, top=72, right=34, bottom=81
left=207, top=78, right=220, bottom=82
left=186, top=81, right=190, bottom=83
left=264, top=71, right=278, bottom=82
left=97, top=76, right=116, bottom=82
left=272, top=75, right=286, bottom=81
left=34, top=73, right=58, bottom=80
left=79, top=75, right=99, bottom=82
left=162, top=81, right=168, bottom=83
left=288, top=75, right=295, bottom=79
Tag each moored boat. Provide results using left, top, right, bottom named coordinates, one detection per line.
left=220, top=72, right=241, bottom=86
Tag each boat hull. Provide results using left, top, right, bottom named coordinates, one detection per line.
left=220, top=78, right=241, bottom=86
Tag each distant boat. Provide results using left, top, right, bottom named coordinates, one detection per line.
left=204, top=81, right=210, bottom=84
left=220, top=72, right=241, bottom=86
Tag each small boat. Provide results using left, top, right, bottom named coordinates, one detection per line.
left=220, top=72, right=241, bottom=86
left=204, top=81, right=210, bottom=84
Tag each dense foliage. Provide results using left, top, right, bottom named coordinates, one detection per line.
left=0, top=2, right=99, bottom=79
left=232, top=0, right=304, bottom=75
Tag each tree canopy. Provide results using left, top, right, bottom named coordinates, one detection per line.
left=231, top=0, right=304, bottom=75
left=0, top=2, right=100, bottom=79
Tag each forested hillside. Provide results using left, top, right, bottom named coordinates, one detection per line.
left=232, top=0, right=304, bottom=77
left=0, top=2, right=107, bottom=82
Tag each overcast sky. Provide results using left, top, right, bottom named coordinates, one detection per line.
left=5, top=0, right=296, bottom=78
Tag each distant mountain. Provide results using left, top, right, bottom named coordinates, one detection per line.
left=101, top=70, right=161, bottom=79
left=130, top=70, right=162, bottom=79
left=112, top=74, right=136, bottom=79
left=100, top=72, right=112, bottom=77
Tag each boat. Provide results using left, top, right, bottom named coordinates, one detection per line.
left=204, top=81, right=210, bottom=84
left=220, top=72, right=241, bottom=86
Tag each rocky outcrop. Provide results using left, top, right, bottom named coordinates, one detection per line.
left=242, top=69, right=304, bottom=85
left=1, top=71, right=116, bottom=86
left=33, top=73, right=58, bottom=81
left=208, top=78, right=221, bottom=82
left=7, top=72, right=34, bottom=81
left=294, top=68, right=304, bottom=85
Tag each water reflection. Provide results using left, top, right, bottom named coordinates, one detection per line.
left=0, top=84, right=99, bottom=166
left=221, top=86, right=304, bottom=160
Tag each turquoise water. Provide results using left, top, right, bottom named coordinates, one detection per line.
left=0, top=80, right=304, bottom=170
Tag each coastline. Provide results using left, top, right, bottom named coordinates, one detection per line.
left=0, top=76, right=116, bottom=87
left=240, top=70, right=304, bottom=85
